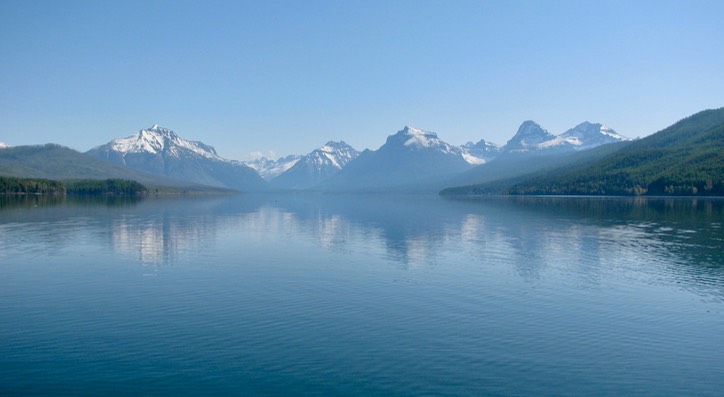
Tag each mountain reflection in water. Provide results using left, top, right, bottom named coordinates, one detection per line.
left=0, top=194, right=722, bottom=396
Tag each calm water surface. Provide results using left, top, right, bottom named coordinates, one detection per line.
left=1, top=194, right=723, bottom=396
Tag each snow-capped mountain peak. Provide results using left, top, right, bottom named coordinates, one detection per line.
left=309, top=141, right=358, bottom=169
left=387, top=126, right=460, bottom=156
left=399, top=126, right=440, bottom=148
left=503, top=121, right=570, bottom=153
left=560, top=122, right=630, bottom=149
left=270, top=141, right=360, bottom=189
left=107, top=125, right=222, bottom=160
left=511, top=121, right=557, bottom=143
left=321, top=140, right=350, bottom=153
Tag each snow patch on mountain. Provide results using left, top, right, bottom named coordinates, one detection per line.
left=461, top=152, right=486, bottom=165
left=245, top=155, right=301, bottom=180
left=460, top=139, right=500, bottom=164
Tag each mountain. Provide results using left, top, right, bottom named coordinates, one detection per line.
left=0, top=143, right=214, bottom=189
left=460, top=139, right=500, bottom=164
left=244, top=155, right=302, bottom=180
left=86, top=125, right=267, bottom=192
left=322, top=126, right=474, bottom=191
left=468, top=107, right=724, bottom=196
left=501, top=120, right=629, bottom=154
left=501, top=121, right=573, bottom=153
left=270, top=141, right=359, bottom=189
left=0, top=142, right=8, bottom=149
left=560, top=122, right=631, bottom=150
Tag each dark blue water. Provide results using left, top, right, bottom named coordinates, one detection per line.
left=1, top=194, right=723, bottom=396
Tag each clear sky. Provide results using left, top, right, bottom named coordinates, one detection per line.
left=1, top=0, right=722, bottom=160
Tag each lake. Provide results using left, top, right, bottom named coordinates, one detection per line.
left=1, top=194, right=722, bottom=396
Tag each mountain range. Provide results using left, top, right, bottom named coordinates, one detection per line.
left=501, top=121, right=629, bottom=154
left=4, top=110, right=720, bottom=196
left=244, top=155, right=301, bottom=180
left=0, top=120, right=632, bottom=193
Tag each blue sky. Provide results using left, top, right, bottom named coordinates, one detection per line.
left=1, top=0, right=722, bottom=160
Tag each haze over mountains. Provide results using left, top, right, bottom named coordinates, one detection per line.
left=2, top=108, right=721, bottom=196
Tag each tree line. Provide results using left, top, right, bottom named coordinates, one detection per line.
left=0, top=177, right=148, bottom=196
